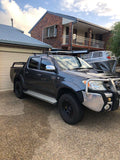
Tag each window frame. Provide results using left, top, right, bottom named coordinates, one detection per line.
left=28, top=57, right=40, bottom=70
left=43, top=25, right=57, bottom=38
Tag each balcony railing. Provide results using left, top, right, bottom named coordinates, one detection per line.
left=63, top=35, right=105, bottom=49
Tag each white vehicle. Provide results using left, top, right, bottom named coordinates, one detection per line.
left=49, top=50, right=117, bottom=73
left=80, top=51, right=117, bottom=73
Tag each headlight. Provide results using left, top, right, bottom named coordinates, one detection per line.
left=83, top=80, right=106, bottom=91
left=89, top=81, right=106, bottom=90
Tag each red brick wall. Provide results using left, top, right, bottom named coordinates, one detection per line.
left=31, top=13, right=63, bottom=49
left=68, top=22, right=72, bottom=50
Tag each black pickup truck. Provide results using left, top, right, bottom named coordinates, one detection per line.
left=10, top=54, right=120, bottom=124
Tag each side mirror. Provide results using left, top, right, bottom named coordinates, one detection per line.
left=45, top=65, right=56, bottom=71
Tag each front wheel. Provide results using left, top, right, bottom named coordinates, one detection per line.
left=14, top=81, right=24, bottom=99
left=58, top=94, right=84, bottom=125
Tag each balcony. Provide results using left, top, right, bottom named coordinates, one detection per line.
left=63, top=35, right=105, bottom=49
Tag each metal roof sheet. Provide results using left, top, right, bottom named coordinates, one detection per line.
left=0, top=24, right=52, bottom=48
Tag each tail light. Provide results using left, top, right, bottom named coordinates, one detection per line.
left=107, top=56, right=111, bottom=59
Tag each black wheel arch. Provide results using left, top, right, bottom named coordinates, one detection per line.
left=57, top=87, right=84, bottom=104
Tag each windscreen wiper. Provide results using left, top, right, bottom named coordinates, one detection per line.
left=71, top=67, right=93, bottom=70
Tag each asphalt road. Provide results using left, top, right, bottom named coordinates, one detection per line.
left=0, top=91, right=120, bottom=160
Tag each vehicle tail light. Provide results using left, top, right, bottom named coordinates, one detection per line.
left=107, top=56, right=111, bottom=59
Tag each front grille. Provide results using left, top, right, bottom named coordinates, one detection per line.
left=104, top=80, right=120, bottom=92
left=103, top=81, right=112, bottom=91
left=115, top=80, right=120, bottom=90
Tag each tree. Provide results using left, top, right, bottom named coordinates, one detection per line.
left=108, top=22, right=120, bottom=57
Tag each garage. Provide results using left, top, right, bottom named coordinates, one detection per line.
left=0, top=24, right=52, bottom=91
left=0, top=48, right=34, bottom=90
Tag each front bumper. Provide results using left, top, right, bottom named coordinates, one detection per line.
left=82, top=78, right=120, bottom=112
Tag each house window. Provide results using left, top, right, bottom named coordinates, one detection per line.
left=66, top=27, right=69, bottom=35
left=43, top=25, right=57, bottom=38
left=85, top=32, right=88, bottom=38
left=73, top=28, right=77, bottom=34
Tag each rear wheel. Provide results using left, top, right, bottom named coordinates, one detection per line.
left=14, top=81, right=24, bottom=99
left=58, top=94, right=84, bottom=124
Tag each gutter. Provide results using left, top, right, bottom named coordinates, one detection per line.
left=0, top=39, right=52, bottom=49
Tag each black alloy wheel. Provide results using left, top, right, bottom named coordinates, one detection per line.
left=58, top=93, right=84, bottom=124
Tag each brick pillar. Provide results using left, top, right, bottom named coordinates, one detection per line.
left=68, top=22, right=73, bottom=50
left=88, top=28, right=92, bottom=47
left=59, top=24, right=63, bottom=49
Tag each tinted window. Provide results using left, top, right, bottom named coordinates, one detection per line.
left=40, top=58, right=53, bottom=71
left=80, top=52, right=92, bottom=59
left=29, top=58, right=39, bottom=69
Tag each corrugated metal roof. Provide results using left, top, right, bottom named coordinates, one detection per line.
left=0, top=24, right=52, bottom=48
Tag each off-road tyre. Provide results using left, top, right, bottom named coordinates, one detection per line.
left=14, top=81, right=24, bottom=99
left=58, top=93, right=84, bottom=124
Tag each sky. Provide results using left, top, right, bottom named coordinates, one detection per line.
left=0, top=0, right=120, bottom=35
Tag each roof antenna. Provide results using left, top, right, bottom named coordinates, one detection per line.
left=11, top=18, right=13, bottom=27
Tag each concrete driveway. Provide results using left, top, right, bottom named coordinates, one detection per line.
left=0, top=91, right=120, bottom=160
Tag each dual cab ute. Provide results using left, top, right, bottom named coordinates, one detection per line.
left=10, top=54, right=120, bottom=124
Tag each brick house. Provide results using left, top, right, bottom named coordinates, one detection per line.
left=29, top=11, right=111, bottom=51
